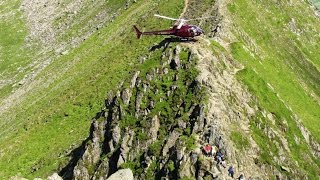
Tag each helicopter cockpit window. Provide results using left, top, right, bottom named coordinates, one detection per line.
left=189, top=27, right=196, bottom=35
left=196, top=27, right=203, bottom=33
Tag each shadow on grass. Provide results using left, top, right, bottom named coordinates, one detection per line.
left=58, top=133, right=91, bottom=179
left=149, top=37, right=197, bottom=52
left=58, top=111, right=105, bottom=179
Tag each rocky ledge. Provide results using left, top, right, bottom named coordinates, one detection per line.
left=56, top=44, right=231, bottom=179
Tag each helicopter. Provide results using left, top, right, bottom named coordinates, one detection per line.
left=133, top=14, right=212, bottom=39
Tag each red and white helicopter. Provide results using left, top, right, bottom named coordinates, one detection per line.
left=133, top=14, right=212, bottom=39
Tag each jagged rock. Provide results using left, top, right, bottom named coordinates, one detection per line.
left=111, top=104, right=120, bottom=121
left=117, top=130, right=134, bottom=168
left=108, top=140, right=115, bottom=152
left=112, top=125, right=121, bottom=145
left=146, top=72, right=154, bottom=81
left=192, top=105, right=206, bottom=133
left=148, top=100, right=155, bottom=109
left=149, top=115, right=160, bottom=141
left=121, top=88, right=131, bottom=105
left=93, top=160, right=110, bottom=179
left=162, top=130, right=181, bottom=156
left=117, top=155, right=125, bottom=168
left=179, top=158, right=194, bottom=178
left=130, top=71, right=140, bottom=88
left=73, top=165, right=90, bottom=180
left=107, top=169, right=134, bottom=180
left=135, top=91, right=144, bottom=117
left=142, top=83, right=150, bottom=92
left=178, top=119, right=187, bottom=129
left=119, top=104, right=126, bottom=120
left=106, top=92, right=115, bottom=107
left=72, top=120, right=103, bottom=179
left=176, top=146, right=186, bottom=163
left=47, top=173, right=63, bottom=180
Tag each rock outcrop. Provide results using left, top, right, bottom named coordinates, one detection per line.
left=57, top=44, right=235, bottom=179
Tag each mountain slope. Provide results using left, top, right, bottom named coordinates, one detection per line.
left=0, top=0, right=319, bottom=179
left=0, top=0, right=186, bottom=178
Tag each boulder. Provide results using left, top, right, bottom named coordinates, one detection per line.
left=47, top=173, right=63, bottom=180
left=107, top=169, right=134, bottom=180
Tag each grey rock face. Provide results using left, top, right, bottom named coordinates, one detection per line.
left=107, top=169, right=134, bottom=180
left=121, top=88, right=131, bottom=105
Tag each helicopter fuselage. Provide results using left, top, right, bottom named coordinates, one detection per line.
left=133, top=25, right=204, bottom=39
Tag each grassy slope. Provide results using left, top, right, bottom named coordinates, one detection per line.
left=228, top=0, right=320, bottom=178
left=0, top=0, right=34, bottom=99
left=311, top=0, right=320, bottom=8
left=228, top=0, right=320, bottom=141
left=0, top=0, right=184, bottom=178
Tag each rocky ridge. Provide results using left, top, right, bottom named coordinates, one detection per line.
left=57, top=45, right=215, bottom=179
left=54, top=38, right=297, bottom=179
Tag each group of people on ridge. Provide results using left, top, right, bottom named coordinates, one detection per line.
left=202, top=144, right=244, bottom=179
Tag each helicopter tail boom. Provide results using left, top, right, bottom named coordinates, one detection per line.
left=133, top=25, right=142, bottom=39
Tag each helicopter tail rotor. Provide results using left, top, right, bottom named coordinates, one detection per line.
left=133, top=25, right=142, bottom=39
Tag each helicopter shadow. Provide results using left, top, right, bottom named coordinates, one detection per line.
left=149, top=37, right=197, bottom=52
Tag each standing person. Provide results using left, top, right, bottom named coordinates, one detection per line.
left=228, top=166, right=234, bottom=178
left=238, top=174, right=244, bottom=180
left=216, top=153, right=222, bottom=165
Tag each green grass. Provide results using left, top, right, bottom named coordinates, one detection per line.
left=236, top=68, right=320, bottom=178
left=230, top=131, right=250, bottom=151
left=228, top=0, right=320, bottom=143
left=0, top=0, right=35, bottom=99
left=180, top=134, right=197, bottom=152
left=228, top=2, right=320, bottom=177
left=0, top=0, right=186, bottom=178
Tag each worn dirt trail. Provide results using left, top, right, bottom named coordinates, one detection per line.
left=183, top=37, right=267, bottom=179
left=179, top=0, right=189, bottom=18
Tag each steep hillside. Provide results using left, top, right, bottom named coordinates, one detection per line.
left=0, top=0, right=186, bottom=178
left=0, top=0, right=319, bottom=179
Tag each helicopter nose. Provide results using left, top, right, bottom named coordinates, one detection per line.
left=196, top=27, right=204, bottom=35
left=198, top=29, right=204, bottom=35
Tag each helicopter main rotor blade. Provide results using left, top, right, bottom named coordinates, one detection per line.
left=184, top=16, right=216, bottom=21
left=177, top=19, right=187, bottom=29
left=154, top=14, right=179, bottom=21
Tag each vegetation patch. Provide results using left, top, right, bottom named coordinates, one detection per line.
left=230, top=131, right=250, bottom=151
left=236, top=68, right=320, bottom=178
